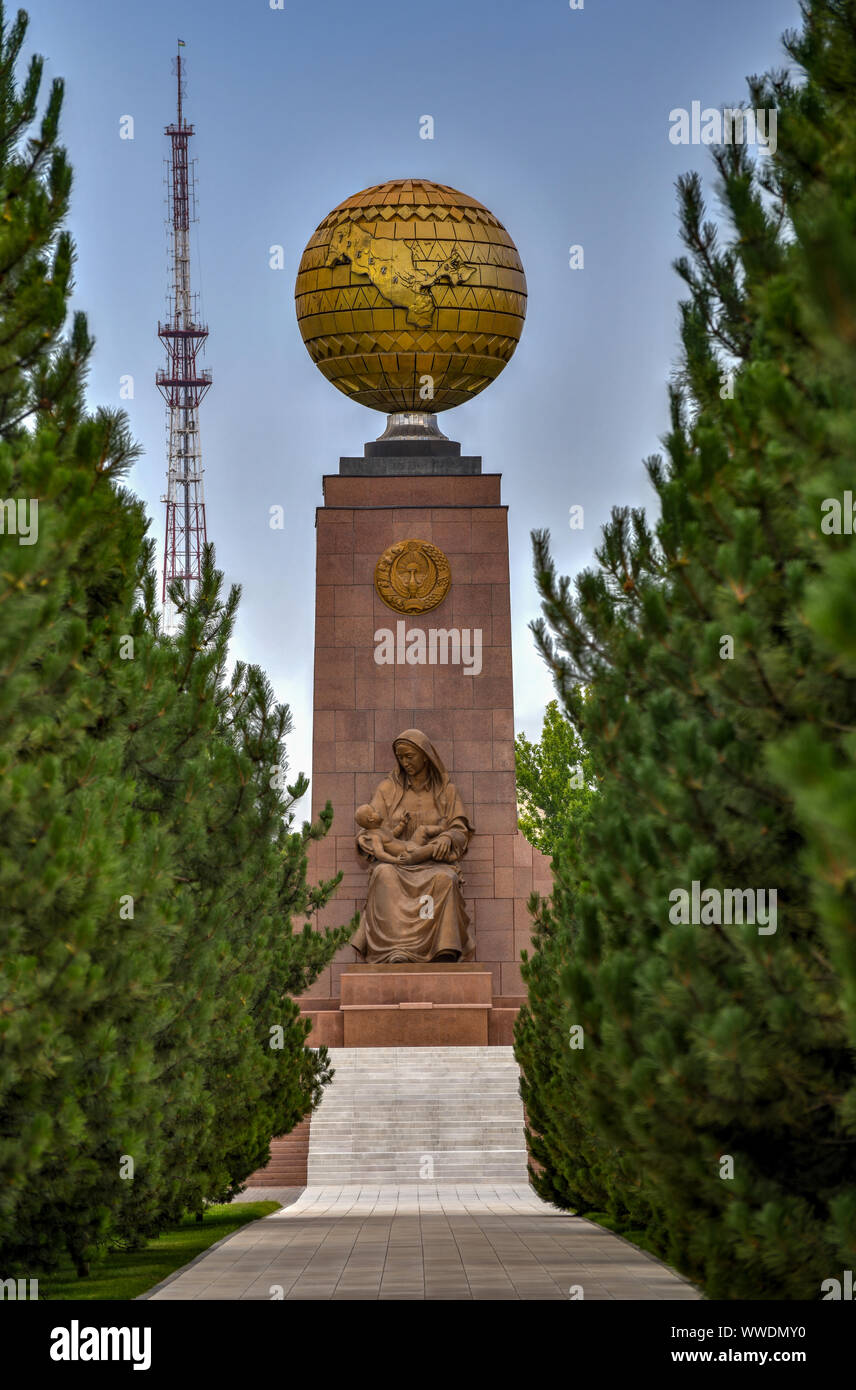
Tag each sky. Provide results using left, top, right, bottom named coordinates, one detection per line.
left=27, top=0, right=800, bottom=802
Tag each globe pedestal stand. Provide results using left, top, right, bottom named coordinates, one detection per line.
left=374, top=411, right=450, bottom=443
left=339, top=419, right=482, bottom=478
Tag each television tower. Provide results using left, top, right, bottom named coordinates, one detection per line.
left=157, top=42, right=211, bottom=633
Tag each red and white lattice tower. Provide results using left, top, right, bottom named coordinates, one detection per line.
left=157, top=44, right=211, bottom=634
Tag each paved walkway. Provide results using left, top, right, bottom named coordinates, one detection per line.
left=146, top=1185, right=701, bottom=1301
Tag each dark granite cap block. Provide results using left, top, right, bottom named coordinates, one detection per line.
left=339, top=454, right=482, bottom=476
left=364, top=438, right=462, bottom=459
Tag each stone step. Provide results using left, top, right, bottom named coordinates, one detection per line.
left=311, top=1120, right=525, bottom=1131
left=323, top=1069, right=520, bottom=1077
left=320, top=1092, right=520, bottom=1099
left=314, top=1102, right=522, bottom=1110
left=312, top=1119, right=523, bottom=1128
left=320, top=1074, right=521, bottom=1081
left=307, top=1158, right=529, bottom=1170
left=244, top=1118, right=310, bottom=1187
left=317, top=1088, right=521, bottom=1095
left=305, top=1044, right=528, bottom=1185
left=321, top=1046, right=510, bottom=1054
left=312, top=1134, right=524, bottom=1143
left=307, top=1168, right=529, bottom=1176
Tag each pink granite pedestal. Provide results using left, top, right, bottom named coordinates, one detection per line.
left=296, top=465, right=552, bottom=1038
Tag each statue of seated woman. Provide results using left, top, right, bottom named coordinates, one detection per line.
left=352, top=728, right=475, bottom=963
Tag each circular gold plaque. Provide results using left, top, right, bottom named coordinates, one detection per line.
left=374, top=539, right=451, bottom=615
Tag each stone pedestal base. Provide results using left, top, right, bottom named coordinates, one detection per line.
left=300, top=964, right=525, bottom=1047
left=341, top=963, right=490, bottom=1046
left=243, top=1117, right=310, bottom=1187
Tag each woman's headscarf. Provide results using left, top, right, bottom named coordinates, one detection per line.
left=391, top=728, right=448, bottom=792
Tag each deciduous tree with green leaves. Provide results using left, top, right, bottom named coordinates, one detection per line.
left=515, top=698, right=596, bottom=860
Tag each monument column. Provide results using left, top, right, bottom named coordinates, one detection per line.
left=292, top=178, right=551, bottom=1043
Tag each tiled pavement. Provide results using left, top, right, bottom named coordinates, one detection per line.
left=232, top=1186, right=304, bottom=1207
left=145, top=1184, right=702, bottom=1301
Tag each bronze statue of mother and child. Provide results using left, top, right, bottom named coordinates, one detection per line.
left=352, top=728, right=475, bottom=963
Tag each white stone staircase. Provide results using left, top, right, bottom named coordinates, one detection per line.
left=307, top=1046, right=529, bottom=1184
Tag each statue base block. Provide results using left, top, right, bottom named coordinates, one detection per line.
left=301, top=973, right=528, bottom=1045
left=330, top=963, right=492, bottom=1047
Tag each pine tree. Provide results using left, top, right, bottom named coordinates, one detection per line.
left=759, top=0, right=856, bottom=1274
left=0, top=5, right=353, bottom=1274
left=516, top=0, right=856, bottom=1298
left=0, top=4, right=162, bottom=1270
left=108, top=544, right=353, bottom=1241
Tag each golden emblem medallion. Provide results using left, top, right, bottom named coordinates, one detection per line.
left=374, top=539, right=451, bottom=614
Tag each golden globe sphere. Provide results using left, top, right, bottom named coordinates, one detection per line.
left=294, top=178, right=526, bottom=415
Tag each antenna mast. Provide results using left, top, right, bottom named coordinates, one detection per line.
left=157, top=43, right=211, bottom=633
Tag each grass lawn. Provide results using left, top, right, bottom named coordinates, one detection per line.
left=37, top=1202, right=279, bottom=1301
left=584, top=1210, right=700, bottom=1287
left=584, top=1212, right=665, bottom=1259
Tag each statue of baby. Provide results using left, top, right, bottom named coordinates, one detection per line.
left=354, top=803, right=450, bottom=864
